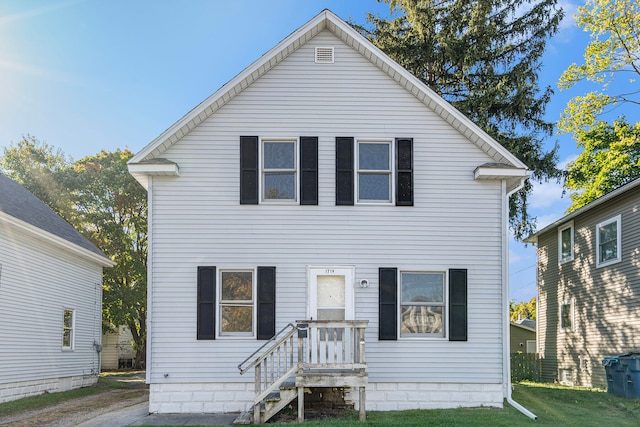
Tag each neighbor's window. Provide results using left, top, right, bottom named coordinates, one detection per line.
left=62, top=309, right=75, bottom=350
left=559, top=368, right=574, bottom=385
left=401, top=272, right=445, bottom=337
left=558, top=221, right=574, bottom=263
left=357, top=140, right=392, bottom=203
left=560, top=301, right=573, bottom=331
left=219, top=270, right=254, bottom=336
left=262, top=140, right=297, bottom=202
left=596, top=215, right=621, bottom=267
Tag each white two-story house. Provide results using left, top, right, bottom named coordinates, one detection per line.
left=129, top=9, right=529, bottom=420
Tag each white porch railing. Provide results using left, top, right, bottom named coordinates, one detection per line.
left=238, top=320, right=368, bottom=424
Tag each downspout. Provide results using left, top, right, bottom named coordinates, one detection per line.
left=145, top=176, right=153, bottom=384
left=503, top=178, right=537, bottom=420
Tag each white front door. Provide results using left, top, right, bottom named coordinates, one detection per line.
left=308, top=267, right=354, bottom=321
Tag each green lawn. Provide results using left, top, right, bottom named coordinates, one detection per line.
left=283, top=382, right=640, bottom=427
left=3, top=379, right=639, bottom=426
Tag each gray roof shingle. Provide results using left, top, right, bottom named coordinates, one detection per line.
left=0, top=173, right=109, bottom=260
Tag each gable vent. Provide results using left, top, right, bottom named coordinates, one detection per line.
left=315, top=47, right=334, bottom=64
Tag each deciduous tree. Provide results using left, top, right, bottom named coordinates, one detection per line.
left=557, top=0, right=640, bottom=137
left=564, top=119, right=640, bottom=211
left=1, top=140, right=148, bottom=368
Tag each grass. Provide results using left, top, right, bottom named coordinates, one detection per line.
left=0, top=371, right=141, bottom=419
left=271, top=382, right=640, bottom=427
left=4, top=379, right=640, bottom=427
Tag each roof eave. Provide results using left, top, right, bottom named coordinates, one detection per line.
left=526, top=176, right=640, bottom=242
left=0, top=211, right=115, bottom=267
left=130, top=10, right=528, bottom=171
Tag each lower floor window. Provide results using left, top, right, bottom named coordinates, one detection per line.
left=560, top=301, right=573, bottom=330
left=401, top=272, right=445, bottom=337
left=219, top=270, right=254, bottom=336
left=62, top=308, right=75, bottom=349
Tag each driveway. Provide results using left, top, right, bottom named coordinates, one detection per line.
left=0, top=374, right=236, bottom=427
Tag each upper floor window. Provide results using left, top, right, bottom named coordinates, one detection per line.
left=400, top=272, right=445, bottom=338
left=357, top=140, right=392, bottom=203
left=62, top=308, right=75, bottom=350
left=336, top=137, right=413, bottom=206
left=262, top=139, right=297, bottom=202
left=219, top=270, right=255, bottom=337
left=596, top=215, right=622, bottom=267
left=558, top=221, right=574, bottom=264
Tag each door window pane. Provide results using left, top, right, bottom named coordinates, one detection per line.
left=317, top=275, right=345, bottom=309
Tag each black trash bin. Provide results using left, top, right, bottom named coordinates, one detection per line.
left=618, top=354, right=640, bottom=399
left=602, top=357, right=626, bottom=397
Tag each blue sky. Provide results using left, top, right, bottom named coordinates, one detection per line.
left=1, top=0, right=601, bottom=302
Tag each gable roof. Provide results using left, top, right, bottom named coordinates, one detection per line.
left=0, top=173, right=114, bottom=267
left=511, top=319, right=536, bottom=331
left=129, top=9, right=527, bottom=190
left=526, top=177, right=640, bottom=243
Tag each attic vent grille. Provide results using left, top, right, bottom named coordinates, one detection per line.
left=315, top=47, right=334, bottom=64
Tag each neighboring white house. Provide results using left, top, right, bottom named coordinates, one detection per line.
left=101, top=325, right=136, bottom=370
left=0, top=174, right=114, bottom=403
left=128, top=9, right=528, bottom=418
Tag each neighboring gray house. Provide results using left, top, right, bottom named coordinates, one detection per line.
left=128, top=10, right=529, bottom=419
left=527, top=178, right=640, bottom=388
left=510, top=319, right=536, bottom=354
left=0, top=174, right=114, bottom=403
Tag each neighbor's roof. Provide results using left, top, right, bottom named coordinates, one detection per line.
left=512, top=319, right=536, bottom=331
left=0, top=173, right=114, bottom=267
left=526, top=176, right=640, bottom=243
left=129, top=9, right=527, bottom=182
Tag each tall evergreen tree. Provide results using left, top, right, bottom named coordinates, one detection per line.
left=355, top=0, right=563, bottom=240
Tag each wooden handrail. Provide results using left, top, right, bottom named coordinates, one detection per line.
left=238, top=320, right=369, bottom=424
left=238, top=323, right=297, bottom=374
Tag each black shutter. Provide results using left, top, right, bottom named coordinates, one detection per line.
left=449, top=269, right=468, bottom=341
left=335, top=137, right=354, bottom=205
left=257, top=266, right=276, bottom=340
left=197, top=266, right=216, bottom=340
left=396, top=138, right=413, bottom=206
left=300, top=137, right=318, bottom=205
left=240, top=136, right=259, bottom=204
left=379, top=268, right=398, bottom=340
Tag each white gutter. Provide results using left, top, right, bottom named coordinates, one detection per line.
left=502, top=178, right=537, bottom=420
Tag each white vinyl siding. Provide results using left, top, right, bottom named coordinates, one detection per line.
left=0, top=223, right=103, bottom=386
left=146, top=30, right=506, bottom=385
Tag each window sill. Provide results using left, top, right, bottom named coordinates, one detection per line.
left=596, top=258, right=621, bottom=268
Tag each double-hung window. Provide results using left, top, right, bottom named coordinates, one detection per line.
left=261, top=139, right=297, bottom=202
left=596, top=215, right=621, bottom=267
left=357, top=140, right=392, bottom=203
left=400, top=272, right=445, bottom=337
left=219, top=270, right=254, bottom=337
left=560, top=300, right=573, bottom=331
left=558, top=221, right=574, bottom=264
left=62, top=308, right=75, bottom=350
